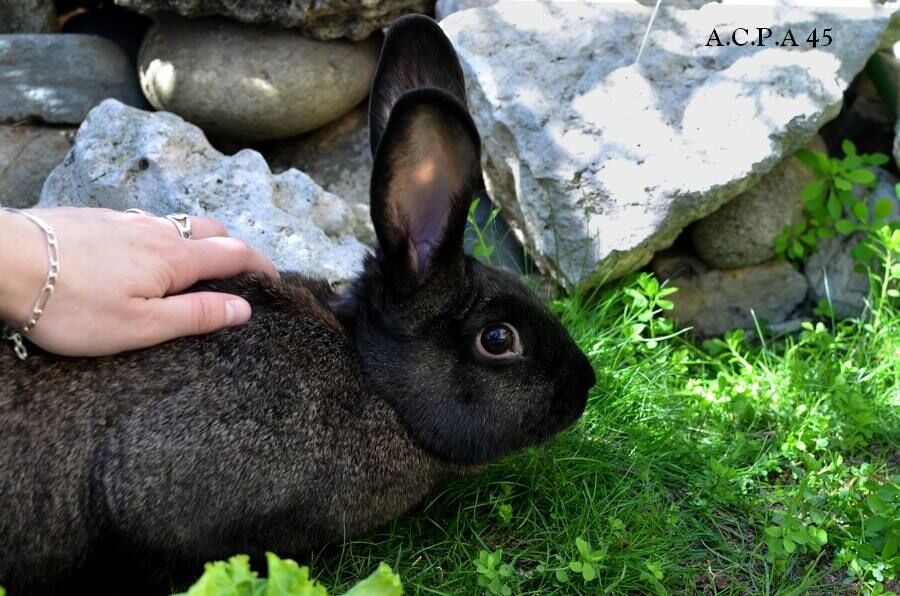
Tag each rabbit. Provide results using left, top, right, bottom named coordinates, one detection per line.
left=0, top=14, right=595, bottom=595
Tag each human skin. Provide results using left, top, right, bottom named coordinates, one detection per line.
left=0, top=207, right=279, bottom=357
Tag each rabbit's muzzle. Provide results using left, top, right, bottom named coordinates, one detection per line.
left=555, top=354, right=595, bottom=424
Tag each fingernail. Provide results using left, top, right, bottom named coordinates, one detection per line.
left=225, top=299, right=251, bottom=326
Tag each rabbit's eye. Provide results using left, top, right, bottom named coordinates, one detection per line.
left=477, top=323, right=520, bottom=358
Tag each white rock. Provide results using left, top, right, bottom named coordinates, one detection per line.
left=40, top=100, right=370, bottom=285
left=442, top=1, right=898, bottom=289
left=265, top=104, right=371, bottom=207
left=264, top=104, right=376, bottom=245
left=436, top=0, right=710, bottom=20
left=435, top=0, right=498, bottom=21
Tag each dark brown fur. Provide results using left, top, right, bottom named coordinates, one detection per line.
left=1, top=274, right=450, bottom=592
left=0, top=16, right=594, bottom=594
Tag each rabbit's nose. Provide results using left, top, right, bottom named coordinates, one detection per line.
left=555, top=354, right=594, bottom=419
left=570, top=355, right=596, bottom=401
left=576, top=356, right=596, bottom=395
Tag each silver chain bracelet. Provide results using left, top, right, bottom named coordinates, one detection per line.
left=1, top=208, right=60, bottom=360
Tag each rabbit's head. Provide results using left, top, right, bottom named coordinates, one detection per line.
left=339, top=15, right=595, bottom=465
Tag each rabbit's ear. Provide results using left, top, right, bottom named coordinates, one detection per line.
left=370, top=88, right=480, bottom=295
left=369, top=14, right=468, bottom=156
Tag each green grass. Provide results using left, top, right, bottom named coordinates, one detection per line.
left=302, top=227, right=899, bottom=595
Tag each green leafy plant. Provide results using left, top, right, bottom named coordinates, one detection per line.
left=473, top=549, right=515, bottom=595
left=565, top=536, right=606, bottom=584
left=640, top=560, right=666, bottom=594
left=833, top=473, right=900, bottom=593
left=496, top=503, right=513, bottom=525
left=488, top=483, right=514, bottom=526
left=466, top=198, right=502, bottom=265
left=867, top=226, right=900, bottom=331
left=763, top=507, right=829, bottom=566
left=775, top=140, right=895, bottom=264
left=623, top=272, right=679, bottom=349
left=177, top=553, right=401, bottom=596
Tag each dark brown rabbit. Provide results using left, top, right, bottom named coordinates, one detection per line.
left=0, top=15, right=595, bottom=595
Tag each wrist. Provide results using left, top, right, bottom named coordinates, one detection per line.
left=0, top=209, right=50, bottom=327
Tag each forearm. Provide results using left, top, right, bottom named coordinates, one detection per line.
left=0, top=209, right=48, bottom=328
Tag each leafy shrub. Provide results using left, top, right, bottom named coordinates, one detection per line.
left=775, top=140, right=895, bottom=264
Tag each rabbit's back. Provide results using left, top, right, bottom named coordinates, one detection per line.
left=0, top=273, right=447, bottom=593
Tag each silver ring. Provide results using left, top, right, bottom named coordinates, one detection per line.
left=165, top=213, right=192, bottom=239
left=124, top=208, right=150, bottom=216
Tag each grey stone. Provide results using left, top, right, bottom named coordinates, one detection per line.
left=264, top=103, right=375, bottom=244
left=691, top=137, right=826, bottom=269
left=820, top=73, right=894, bottom=166
left=115, top=0, right=429, bottom=41
left=138, top=16, right=380, bottom=141
left=442, top=1, right=898, bottom=289
left=804, top=168, right=900, bottom=319
left=889, top=39, right=900, bottom=170
left=896, top=120, right=900, bottom=171
left=0, top=125, right=74, bottom=208
left=878, top=47, right=899, bottom=107
left=0, top=0, right=56, bottom=33
left=266, top=103, right=371, bottom=206
left=880, top=10, right=900, bottom=51
left=651, top=250, right=809, bottom=337
left=0, top=34, right=144, bottom=124
left=40, top=100, right=370, bottom=285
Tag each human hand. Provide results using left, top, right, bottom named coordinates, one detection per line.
left=0, top=207, right=279, bottom=357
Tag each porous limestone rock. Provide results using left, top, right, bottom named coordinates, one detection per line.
left=265, top=103, right=371, bottom=207
left=40, top=100, right=370, bottom=284
left=264, top=103, right=375, bottom=244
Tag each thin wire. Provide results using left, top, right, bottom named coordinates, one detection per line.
left=636, top=0, right=663, bottom=64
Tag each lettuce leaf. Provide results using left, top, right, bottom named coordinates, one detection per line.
left=179, top=555, right=265, bottom=596
left=176, top=553, right=402, bottom=596
left=264, top=552, right=327, bottom=596
left=343, top=563, right=402, bottom=596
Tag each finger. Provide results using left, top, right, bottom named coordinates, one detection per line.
left=140, top=293, right=252, bottom=345
left=187, top=216, right=230, bottom=239
left=141, top=214, right=228, bottom=240
left=167, top=237, right=280, bottom=293
left=122, top=208, right=155, bottom=217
